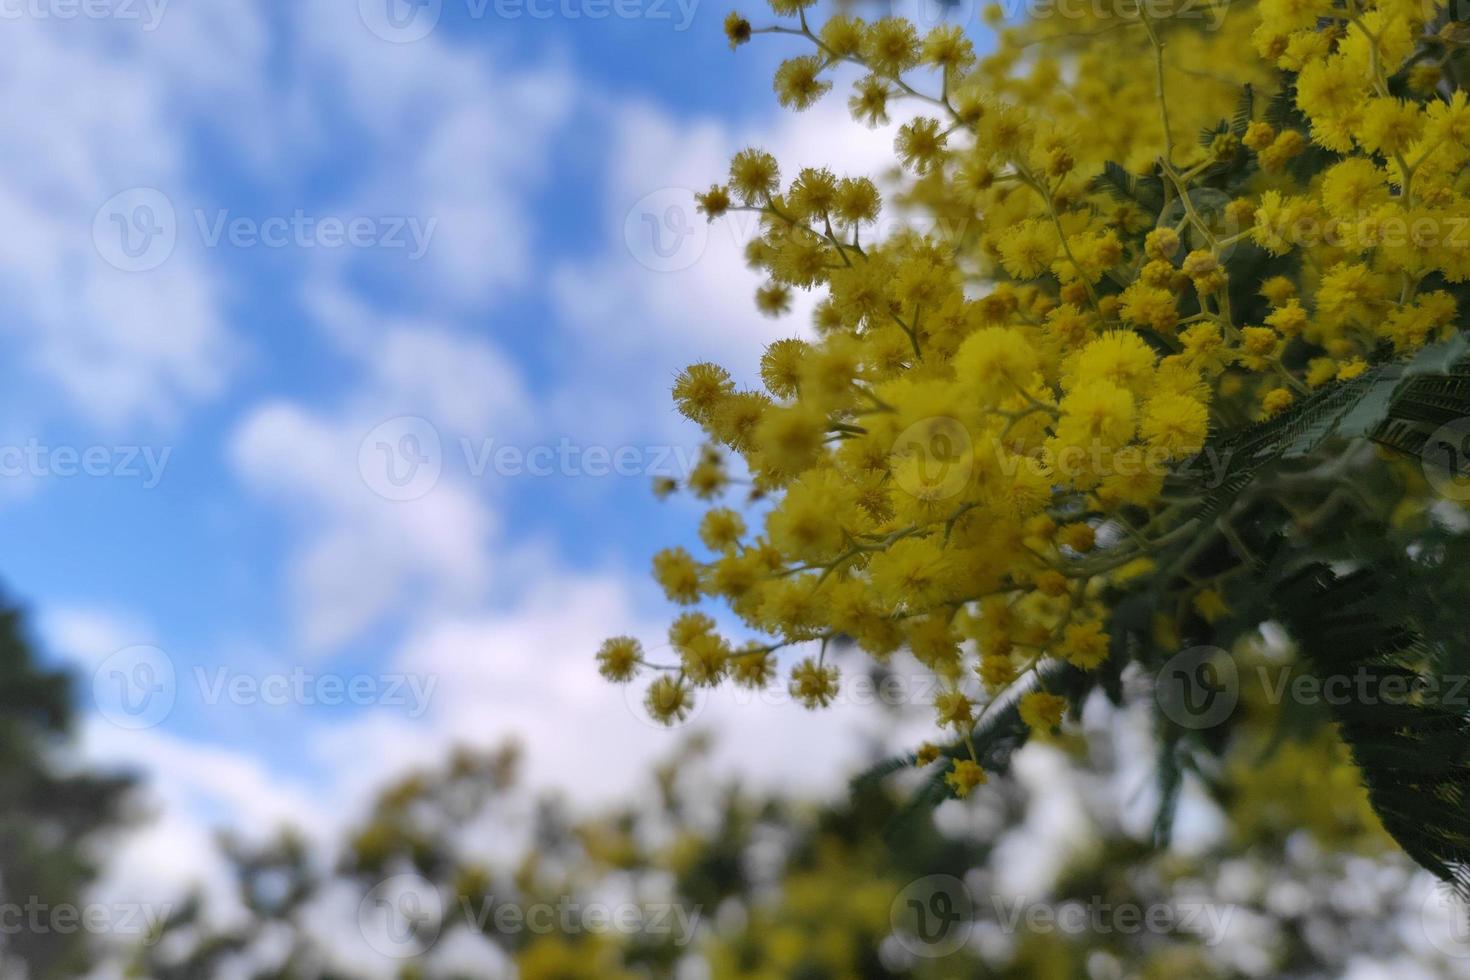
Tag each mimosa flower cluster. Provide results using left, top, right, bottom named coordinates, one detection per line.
left=599, top=0, right=1470, bottom=798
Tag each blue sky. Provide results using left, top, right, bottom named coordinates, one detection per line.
left=0, top=0, right=969, bottom=910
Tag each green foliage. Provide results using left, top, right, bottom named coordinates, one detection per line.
left=1091, top=160, right=1165, bottom=215
left=0, top=600, right=136, bottom=979
left=1271, top=533, right=1470, bottom=901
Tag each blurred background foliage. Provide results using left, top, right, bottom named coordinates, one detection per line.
left=0, top=593, right=1459, bottom=976
left=0, top=600, right=134, bottom=980
left=111, top=657, right=1463, bottom=978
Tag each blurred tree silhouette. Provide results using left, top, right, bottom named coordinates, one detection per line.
left=0, top=601, right=135, bottom=979
left=131, top=699, right=1463, bottom=978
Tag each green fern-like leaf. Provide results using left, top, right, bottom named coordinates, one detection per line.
left=1091, top=160, right=1165, bottom=214
left=1271, top=551, right=1470, bottom=900
left=1231, top=83, right=1255, bottom=136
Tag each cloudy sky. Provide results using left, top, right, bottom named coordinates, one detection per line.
left=0, top=0, right=985, bottom=913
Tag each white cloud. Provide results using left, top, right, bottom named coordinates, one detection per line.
left=230, top=399, right=501, bottom=652
left=215, top=9, right=580, bottom=651
left=292, top=4, right=575, bottom=305
left=311, top=568, right=918, bottom=810
left=43, top=603, right=323, bottom=934
left=544, top=90, right=907, bottom=444
left=41, top=604, right=154, bottom=670
left=225, top=254, right=540, bottom=653
left=0, top=16, right=237, bottom=426
left=215, top=80, right=925, bottom=804
left=0, top=0, right=575, bottom=429
left=76, top=720, right=331, bottom=958
left=304, top=282, right=530, bottom=435
left=27, top=12, right=938, bottom=938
